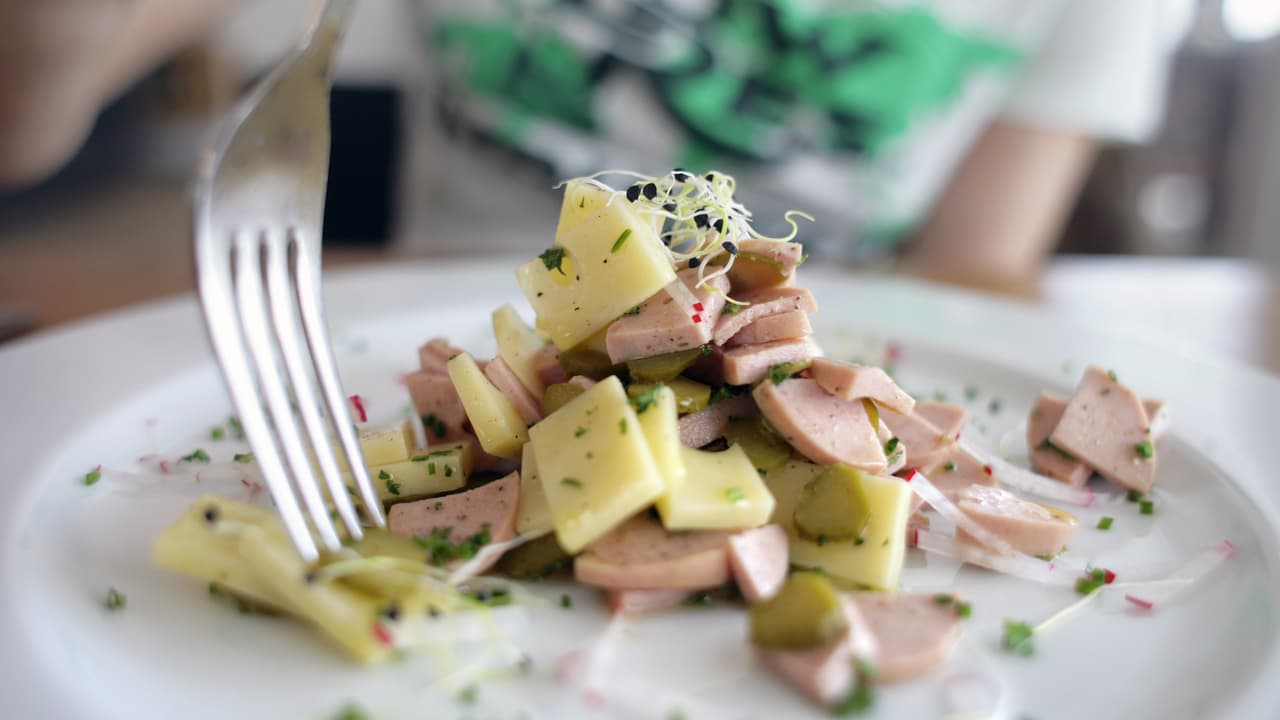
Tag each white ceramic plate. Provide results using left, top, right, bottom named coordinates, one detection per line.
left=3, top=261, right=1279, bottom=720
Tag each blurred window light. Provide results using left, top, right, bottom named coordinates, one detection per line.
left=1137, top=172, right=1209, bottom=254
left=1222, top=0, right=1280, bottom=42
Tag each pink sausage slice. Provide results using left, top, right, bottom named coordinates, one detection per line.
left=1049, top=365, right=1156, bottom=494
left=713, top=286, right=819, bottom=346
left=727, top=524, right=789, bottom=602
left=758, top=596, right=878, bottom=707
left=810, top=359, right=915, bottom=416
left=567, top=375, right=597, bottom=391
left=753, top=378, right=886, bottom=473
left=1026, top=392, right=1091, bottom=487
left=926, top=447, right=996, bottom=498
left=418, top=337, right=465, bottom=375
left=405, top=371, right=470, bottom=443
left=954, top=484, right=1078, bottom=557
left=725, top=311, right=813, bottom=347
left=484, top=357, right=543, bottom=426
left=722, top=338, right=815, bottom=385
left=605, top=270, right=730, bottom=363
left=914, top=402, right=968, bottom=441
left=574, top=513, right=732, bottom=591
left=532, top=344, right=565, bottom=388
left=387, top=472, right=520, bottom=573
left=604, top=588, right=691, bottom=614
left=677, top=395, right=756, bottom=449
left=850, top=592, right=965, bottom=684
left=881, top=409, right=955, bottom=474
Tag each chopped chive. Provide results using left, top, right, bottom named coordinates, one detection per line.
left=1001, top=619, right=1034, bottom=656
left=411, top=455, right=428, bottom=462
left=385, top=479, right=401, bottom=496
left=561, top=594, right=573, bottom=609
left=208, top=582, right=222, bottom=596
left=1135, top=441, right=1154, bottom=459
left=458, top=685, right=478, bottom=704
left=954, top=602, right=972, bottom=618
left=611, top=228, right=632, bottom=253
left=1074, top=577, right=1104, bottom=595
left=233, top=452, right=254, bottom=463
left=578, top=197, right=585, bottom=208
left=228, top=416, right=245, bottom=440
left=181, top=448, right=211, bottom=463
left=1107, top=369, right=1118, bottom=382
left=83, top=468, right=102, bottom=486
left=943, top=462, right=957, bottom=472
left=210, top=427, right=226, bottom=441
left=428, top=462, right=437, bottom=475
left=104, top=587, right=126, bottom=611
left=964, top=386, right=978, bottom=401
left=574, top=426, right=587, bottom=438
left=378, top=470, right=391, bottom=480
left=618, top=418, right=628, bottom=435
left=561, top=477, right=583, bottom=488
left=1097, top=516, right=1114, bottom=530
left=1127, top=490, right=1144, bottom=502
left=884, top=437, right=900, bottom=455
left=332, top=704, right=369, bottom=720
left=444, top=465, right=454, bottom=478
left=428, top=449, right=453, bottom=457
left=623, top=306, right=641, bottom=316
left=725, top=486, right=746, bottom=503
left=628, top=384, right=664, bottom=413
left=933, top=594, right=955, bottom=605
left=1140, top=499, right=1155, bottom=515
left=832, top=683, right=874, bottom=715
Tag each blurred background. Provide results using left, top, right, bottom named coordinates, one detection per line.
left=1, top=0, right=1277, bottom=374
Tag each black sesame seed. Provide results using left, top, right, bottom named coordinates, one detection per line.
left=688, top=257, right=702, bottom=269
left=304, top=571, right=318, bottom=584
left=672, top=168, right=691, bottom=182
left=662, top=202, right=677, bottom=213
left=626, top=184, right=641, bottom=202
left=721, top=241, right=738, bottom=255
left=428, top=606, right=442, bottom=618
left=713, top=218, right=724, bottom=232
left=643, top=183, right=657, bottom=200
left=203, top=506, right=219, bottom=523
left=384, top=604, right=400, bottom=621
left=694, top=212, right=709, bottom=228
left=705, top=172, right=716, bottom=182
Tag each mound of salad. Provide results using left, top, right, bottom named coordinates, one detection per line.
left=151, top=170, right=1230, bottom=714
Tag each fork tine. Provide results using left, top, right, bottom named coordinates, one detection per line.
left=265, top=228, right=365, bottom=540
left=195, top=233, right=320, bottom=561
left=293, top=238, right=386, bottom=527
left=234, top=229, right=342, bottom=552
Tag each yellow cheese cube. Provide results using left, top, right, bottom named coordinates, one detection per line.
left=516, top=197, right=676, bottom=350
left=636, top=386, right=687, bottom=491
left=365, top=443, right=470, bottom=502
left=555, top=179, right=613, bottom=241
left=357, top=420, right=414, bottom=466
left=492, top=303, right=548, bottom=398
left=529, top=376, right=666, bottom=553
left=769, top=463, right=912, bottom=590
left=446, top=353, right=528, bottom=459
left=656, top=443, right=776, bottom=530
left=516, top=442, right=553, bottom=535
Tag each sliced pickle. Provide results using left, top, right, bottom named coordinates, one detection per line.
left=558, top=346, right=619, bottom=381
left=724, top=417, right=791, bottom=473
left=496, top=533, right=572, bottom=579
left=749, top=572, right=848, bottom=648
left=628, top=377, right=710, bottom=415
left=728, top=251, right=790, bottom=289
left=541, top=382, right=586, bottom=416
left=793, top=464, right=872, bottom=541
left=861, top=398, right=880, bottom=431
left=626, top=348, right=704, bottom=383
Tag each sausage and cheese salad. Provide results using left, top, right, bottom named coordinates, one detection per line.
left=149, top=170, right=1230, bottom=715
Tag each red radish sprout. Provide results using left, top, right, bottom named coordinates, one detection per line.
left=960, top=439, right=1095, bottom=507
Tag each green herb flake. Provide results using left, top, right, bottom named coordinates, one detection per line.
left=422, top=413, right=448, bottom=439
left=210, top=426, right=226, bottom=441
left=458, top=685, right=479, bottom=704
left=428, top=462, right=437, bottom=475
left=228, top=416, right=245, bottom=440
left=578, top=197, right=585, bottom=209
left=954, top=601, right=972, bottom=618
left=331, top=703, right=370, bottom=720
left=628, top=384, right=664, bottom=413
left=832, top=683, right=874, bottom=715
left=725, top=486, right=746, bottom=503
left=933, top=594, right=954, bottom=605
left=411, top=455, right=428, bottom=462
left=433, top=501, right=443, bottom=510
left=964, top=386, right=979, bottom=402
left=1135, top=440, right=1154, bottom=460
left=562, top=477, right=583, bottom=488
left=623, top=305, right=642, bottom=316
left=574, top=426, right=588, bottom=438
left=444, top=465, right=454, bottom=478
left=611, top=228, right=632, bottom=253
left=378, top=469, right=391, bottom=481
left=722, top=301, right=744, bottom=315
left=884, top=437, right=900, bottom=455
left=1001, top=619, right=1034, bottom=656
left=561, top=594, right=573, bottom=609
left=619, top=418, right=628, bottom=435
left=539, top=247, right=568, bottom=275
left=1127, top=490, right=1144, bottom=503
left=1107, top=369, right=1118, bottom=382
left=385, top=478, right=401, bottom=496
left=413, top=524, right=492, bottom=566
left=943, top=462, right=957, bottom=472
left=104, top=587, right=126, bottom=611
left=233, top=452, right=254, bottom=464
left=208, top=582, right=223, bottom=597
left=1074, top=577, right=1104, bottom=595
left=181, top=448, right=211, bottom=464
left=1097, top=516, right=1114, bottom=530
left=1140, top=499, right=1155, bottom=515
left=83, top=468, right=102, bottom=486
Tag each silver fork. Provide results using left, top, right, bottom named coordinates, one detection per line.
left=192, top=0, right=383, bottom=561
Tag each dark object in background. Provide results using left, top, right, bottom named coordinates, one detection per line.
left=323, top=86, right=399, bottom=246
